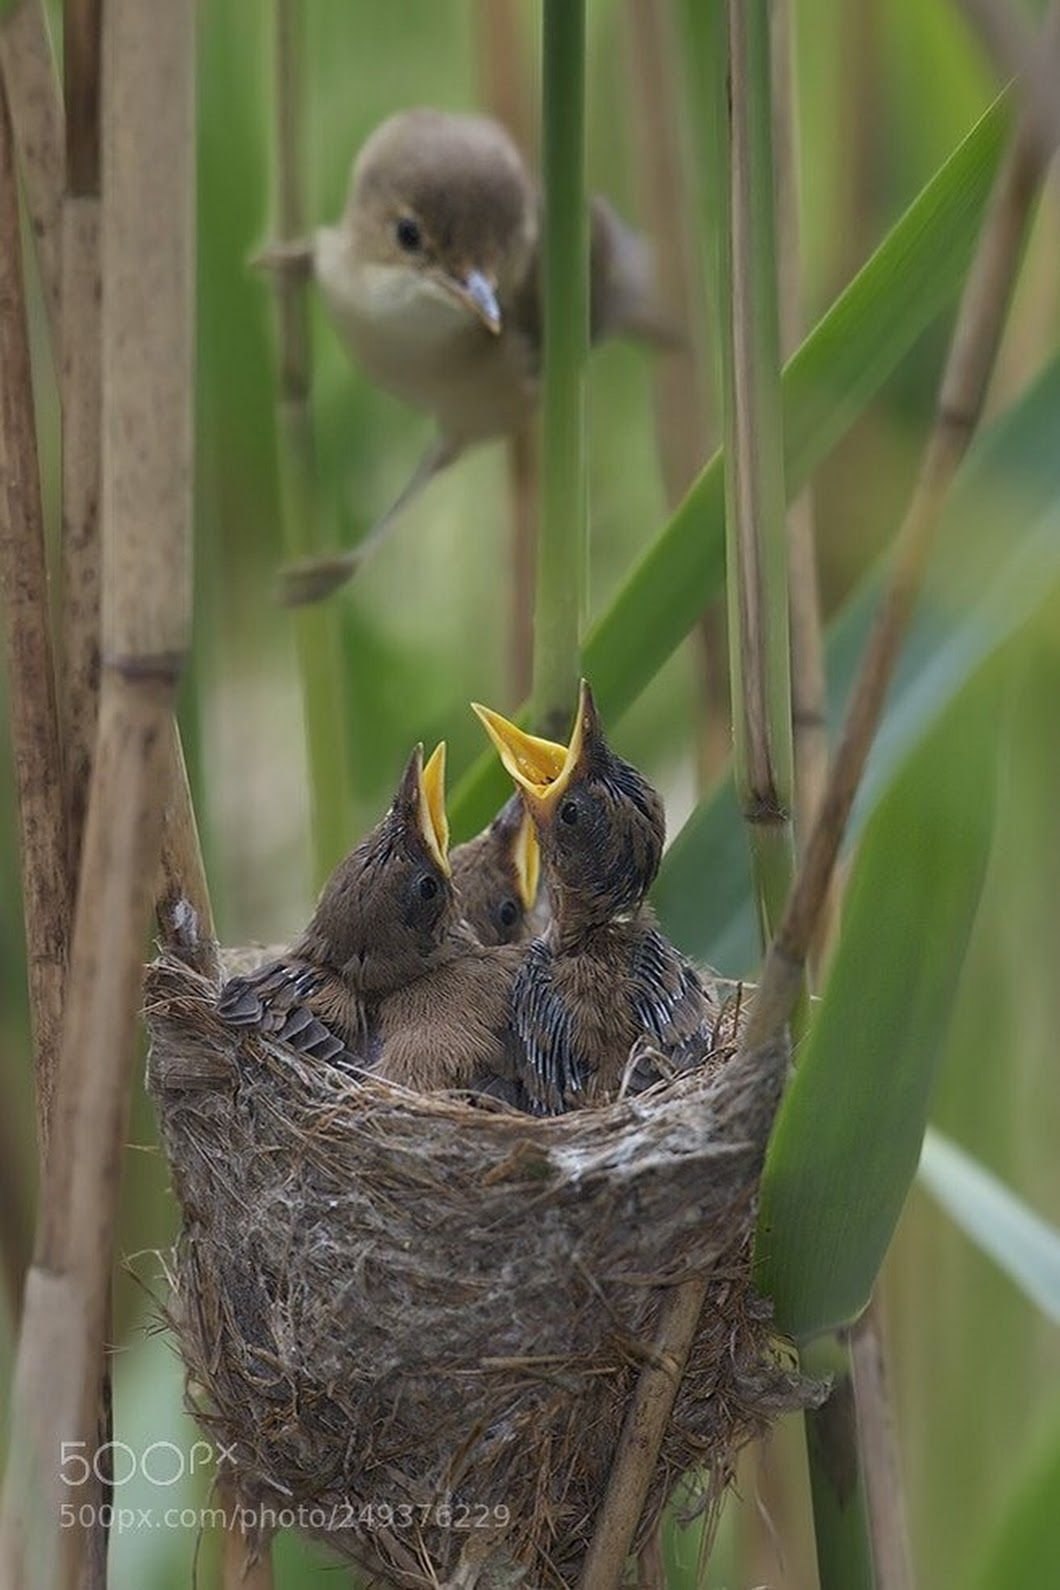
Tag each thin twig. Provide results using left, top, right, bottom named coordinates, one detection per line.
left=0, top=75, right=70, bottom=1161
left=0, top=0, right=62, bottom=355
left=849, top=1302, right=914, bottom=1589
left=746, top=113, right=1047, bottom=1052
left=0, top=5, right=195, bottom=1585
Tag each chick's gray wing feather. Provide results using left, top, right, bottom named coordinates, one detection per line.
left=216, top=958, right=355, bottom=1067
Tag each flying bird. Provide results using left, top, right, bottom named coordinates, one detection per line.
left=474, top=682, right=715, bottom=1113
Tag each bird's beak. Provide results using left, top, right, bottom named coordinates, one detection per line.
left=418, top=742, right=452, bottom=876
left=448, top=267, right=502, bottom=335
left=472, top=682, right=595, bottom=820
left=512, top=810, right=541, bottom=910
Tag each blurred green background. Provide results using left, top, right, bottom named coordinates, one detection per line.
left=2, top=1, right=1059, bottom=1586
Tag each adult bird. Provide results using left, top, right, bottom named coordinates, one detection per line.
left=474, top=682, right=715, bottom=1113
left=217, top=744, right=524, bottom=1095
left=264, top=108, right=673, bottom=601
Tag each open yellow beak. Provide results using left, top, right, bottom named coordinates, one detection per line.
left=512, top=808, right=541, bottom=910
left=471, top=686, right=588, bottom=817
left=418, top=742, right=451, bottom=876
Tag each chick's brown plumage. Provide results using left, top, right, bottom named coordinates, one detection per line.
left=475, top=683, right=715, bottom=1113
left=217, top=745, right=524, bottom=1097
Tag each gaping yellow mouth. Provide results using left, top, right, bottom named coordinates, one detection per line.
left=471, top=684, right=588, bottom=816
left=418, top=742, right=452, bottom=876
left=512, top=807, right=541, bottom=910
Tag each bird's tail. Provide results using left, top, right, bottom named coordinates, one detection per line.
left=590, top=195, right=682, bottom=349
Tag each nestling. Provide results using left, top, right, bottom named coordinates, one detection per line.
left=217, top=744, right=524, bottom=1095
left=451, top=793, right=543, bottom=946
left=269, top=107, right=673, bottom=601
left=474, top=682, right=715, bottom=1113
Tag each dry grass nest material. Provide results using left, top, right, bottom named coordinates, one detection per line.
left=145, top=943, right=821, bottom=1589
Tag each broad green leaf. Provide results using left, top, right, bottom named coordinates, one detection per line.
left=973, top=1409, right=1060, bottom=1590
left=656, top=355, right=1060, bottom=968
left=918, top=1128, right=1060, bottom=1325
left=450, top=97, right=1008, bottom=836
left=755, top=657, right=1002, bottom=1340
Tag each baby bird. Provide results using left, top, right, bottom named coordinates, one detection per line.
left=217, top=744, right=522, bottom=1095
left=473, top=683, right=714, bottom=1113
left=271, top=108, right=673, bottom=601
left=451, top=794, right=542, bottom=946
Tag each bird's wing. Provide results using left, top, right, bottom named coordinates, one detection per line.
left=216, top=957, right=357, bottom=1067
left=628, top=928, right=715, bottom=1076
left=510, top=942, right=586, bottom=1114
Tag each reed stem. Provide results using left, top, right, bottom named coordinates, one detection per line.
left=0, top=74, right=69, bottom=1161
left=272, top=0, right=353, bottom=883
left=532, top=0, right=589, bottom=735
left=718, top=0, right=795, bottom=947
left=61, top=0, right=102, bottom=881
left=0, top=0, right=62, bottom=356
left=0, top=5, right=196, bottom=1585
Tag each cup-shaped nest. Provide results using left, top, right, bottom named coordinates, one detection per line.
left=144, top=948, right=819, bottom=1588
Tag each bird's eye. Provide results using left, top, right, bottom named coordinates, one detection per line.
left=395, top=216, right=422, bottom=252
left=498, top=898, right=519, bottom=929
left=417, top=873, right=439, bottom=901
left=559, top=799, right=579, bottom=826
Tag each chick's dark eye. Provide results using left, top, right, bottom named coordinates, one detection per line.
left=417, top=873, right=439, bottom=901
left=498, top=898, right=519, bottom=928
left=395, top=216, right=422, bottom=252
left=559, top=799, right=579, bottom=826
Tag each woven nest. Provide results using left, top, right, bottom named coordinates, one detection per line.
left=144, top=944, right=820, bottom=1589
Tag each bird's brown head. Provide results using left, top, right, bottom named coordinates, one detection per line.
left=299, top=742, right=457, bottom=991
left=344, top=108, right=534, bottom=337
left=451, top=794, right=541, bottom=946
left=473, top=682, right=665, bottom=932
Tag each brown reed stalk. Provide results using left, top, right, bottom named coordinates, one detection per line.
left=0, top=75, right=70, bottom=1161
left=583, top=92, right=1050, bottom=1590
left=625, top=0, right=728, bottom=781
left=475, top=0, right=537, bottom=703
left=0, top=0, right=62, bottom=355
left=0, top=4, right=195, bottom=1585
left=61, top=0, right=102, bottom=880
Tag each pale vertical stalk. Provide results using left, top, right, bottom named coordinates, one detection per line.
left=0, top=6, right=195, bottom=1588
left=532, top=0, right=589, bottom=735
left=625, top=0, right=728, bottom=781
left=61, top=0, right=102, bottom=879
left=475, top=0, right=537, bottom=704
left=0, top=76, right=70, bottom=1161
left=0, top=0, right=62, bottom=355
left=271, top=0, right=353, bottom=884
